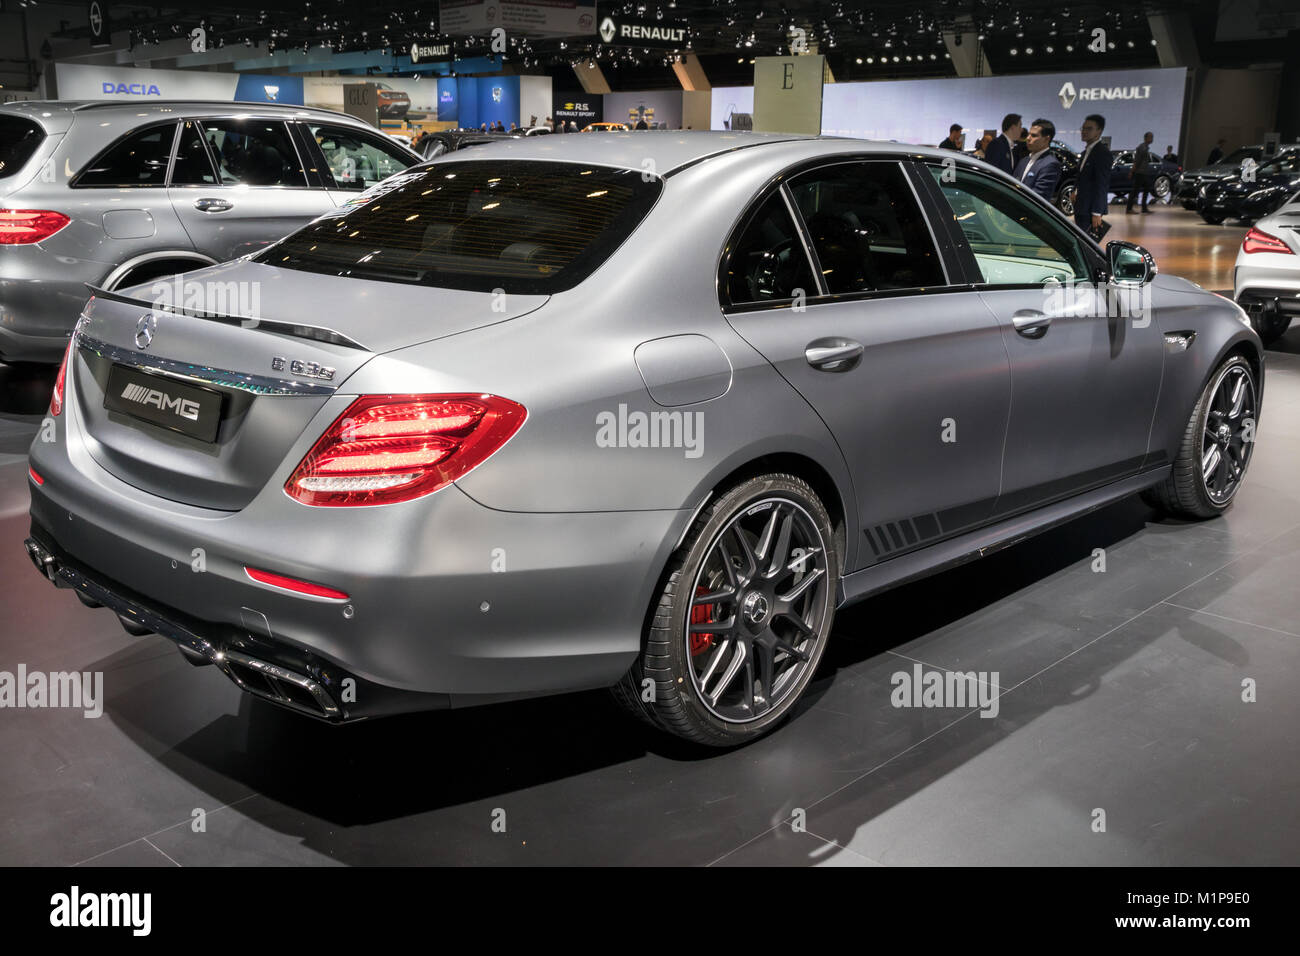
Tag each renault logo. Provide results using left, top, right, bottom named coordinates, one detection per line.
left=1058, top=81, right=1077, bottom=110
left=599, top=16, right=616, bottom=43
left=135, top=313, right=157, bottom=350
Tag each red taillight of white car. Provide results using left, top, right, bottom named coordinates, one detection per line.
left=0, top=209, right=70, bottom=244
left=49, top=339, right=72, bottom=416
left=1242, top=227, right=1295, bottom=255
left=285, top=394, right=526, bottom=506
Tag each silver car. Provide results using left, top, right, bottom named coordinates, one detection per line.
left=0, top=100, right=420, bottom=363
left=25, top=133, right=1264, bottom=747
left=1234, top=195, right=1300, bottom=344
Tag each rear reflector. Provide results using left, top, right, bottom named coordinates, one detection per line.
left=286, top=394, right=526, bottom=506
left=1242, top=227, right=1295, bottom=255
left=244, top=566, right=349, bottom=600
left=28, top=466, right=43, bottom=486
left=0, top=209, right=70, bottom=245
left=49, top=339, right=72, bottom=416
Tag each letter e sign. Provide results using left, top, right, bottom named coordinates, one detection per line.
left=783, top=63, right=794, bottom=89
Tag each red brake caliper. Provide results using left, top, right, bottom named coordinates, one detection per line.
left=690, top=586, right=715, bottom=657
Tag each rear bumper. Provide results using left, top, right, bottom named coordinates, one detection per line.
left=1235, top=261, right=1300, bottom=316
left=26, top=391, right=691, bottom=717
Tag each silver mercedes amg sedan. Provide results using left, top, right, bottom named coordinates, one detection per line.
left=25, top=132, right=1264, bottom=747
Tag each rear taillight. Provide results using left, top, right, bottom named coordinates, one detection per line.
left=28, top=466, right=44, bottom=486
left=1242, top=227, right=1295, bottom=255
left=0, top=209, right=70, bottom=245
left=244, top=566, right=349, bottom=600
left=49, top=339, right=72, bottom=416
left=286, top=394, right=526, bottom=506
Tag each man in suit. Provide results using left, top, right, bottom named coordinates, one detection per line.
left=1128, top=131, right=1154, bottom=214
left=1071, top=113, right=1112, bottom=233
left=1206, top=139, right=1226, bottom=165
left=1012, top=118, right=1061, bottom=201
left=983, top=113, right=1021, bottom=175
left=939, top=124, right=964, bottom=151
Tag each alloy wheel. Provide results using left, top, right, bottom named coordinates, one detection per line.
left=1201, top=362, right=1257, bottom=504
left=686, top=497, right=831, bottom=724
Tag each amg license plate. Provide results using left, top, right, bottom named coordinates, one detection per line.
left=103, top=365, right=223, bottom=443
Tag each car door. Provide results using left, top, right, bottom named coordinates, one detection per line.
left=297, top=121, right=422, bottom=205
left=167, top=117, right=333, bottom=262
left=722, top=159, right=1012, bottom=571
left=919, top=161, right=1164, bottom=516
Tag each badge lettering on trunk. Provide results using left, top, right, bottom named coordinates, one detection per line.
left=271, top=357, right=335, bottom=381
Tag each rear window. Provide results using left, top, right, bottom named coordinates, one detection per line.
left=259, top=160, right=662, bottom=293
left=0, top=115, right=46, bottom=179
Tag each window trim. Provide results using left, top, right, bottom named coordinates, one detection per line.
left=166, top=119, right=219, bottom=188
left=718, top=156, right=963, bottom=313
left=70, top=120, right=181, bottom=189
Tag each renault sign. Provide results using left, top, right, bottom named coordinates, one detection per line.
left=597, top=13, right=689, bottom=50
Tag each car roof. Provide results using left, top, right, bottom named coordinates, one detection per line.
left=412, top=130, right=980, bottom=176
left=0, top=99, right=372, bottom=133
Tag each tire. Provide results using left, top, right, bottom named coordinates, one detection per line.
left=1056, top=180, right=1076, bottom=217
left=1251, top=311, right=1291, bottom=346
left=613, top=473, right=838, bottom=747
left=1143, top=355, right=1258, bottom=519
left=1153, top=175, right=1172, bottom=201
left=1200, top=210, right=1226, bottom=225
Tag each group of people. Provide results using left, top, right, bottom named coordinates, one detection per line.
left=944, top=112, right=1183, bottom=228
left=945, top=113, right=1114, bottom=233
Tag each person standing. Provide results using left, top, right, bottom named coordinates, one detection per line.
left=983, top=113, right=1021, bottom=175
left=1012, top=118, right=1061, bottom=201
left=1128, top=131, right=1154, bottom=214
left=1163, top=144, right=1178, bottom=164
left=1207, top=138, right=1226, bottom=165
left=1071, top=113, right=1113, bottom=235
left=939, top=124, right=964, bottom=150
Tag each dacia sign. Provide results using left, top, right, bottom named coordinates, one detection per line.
left=102, top=82, right=162, bottom=96
left=597, top=14, right=689, bottom=50
left=1058, top=80, right=1151, bottom=109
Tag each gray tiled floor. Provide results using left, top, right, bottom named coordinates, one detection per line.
left=2, top=352, right=1299, bottom=867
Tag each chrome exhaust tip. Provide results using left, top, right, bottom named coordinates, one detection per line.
left=218, top=651, right=340, bottom=720
left=24, top=538, right=59, bottom=584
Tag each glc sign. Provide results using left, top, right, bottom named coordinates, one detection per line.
left=1059, top=80, right=1152, bottom=109
left=597, top=14, right=690, bottom=50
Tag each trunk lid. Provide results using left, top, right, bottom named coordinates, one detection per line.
left=70, top=259, right=547, bottom=510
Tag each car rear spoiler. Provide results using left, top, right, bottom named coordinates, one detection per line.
left=84, top=284, right=369, bottom=351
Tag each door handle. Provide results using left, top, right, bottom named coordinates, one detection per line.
left=805, top=338, right=865, bottom=372
left=1012, top=309, right=1052, bottom=338
left=193, top=198, right=233, bottom=213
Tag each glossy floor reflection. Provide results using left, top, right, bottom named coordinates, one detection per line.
left=1099, top=199, right=1249, bottom=292
left=1, top=345, right=1298, bottom=866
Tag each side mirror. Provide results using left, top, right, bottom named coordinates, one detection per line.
left=1107, top=240, right=1157, bottom=284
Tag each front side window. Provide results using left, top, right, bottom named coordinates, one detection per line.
left=74, top=123, right=174, bottom=187
left=722, top=192, right=816, bottom=307
left=202, top=119, right=305, bottom=187
left=260, top=160, right=661, bottom=294
left=928, top=166, right=1091, bottom=285
left=308, top=123, right=416, bottom=189
left=788, top=162, right=945, bottom=294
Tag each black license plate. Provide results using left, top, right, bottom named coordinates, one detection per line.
left=103, top=365, right=223, bottom=443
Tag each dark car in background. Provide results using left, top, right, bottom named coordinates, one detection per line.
left=1176, top=144, right=1296, bottom=210
left=1110, top=149, right=1181, bottom=204
left=1198, top=149, right=1300, bottom=224
left=418, top=129, right=517, bottom=159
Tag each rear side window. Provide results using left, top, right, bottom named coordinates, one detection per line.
left=74, top=123, right=174, bottom=187
left=260, top=160, right=662, bottom=294
left=787, top=162, right=945, bottom=293
left=170, top=121, right=217, bottom=185
left=203, top=119, right=306, bottom=186
left=722, top=192, right=815, bottom=307
left=0, top=115, right=45, bottom=179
